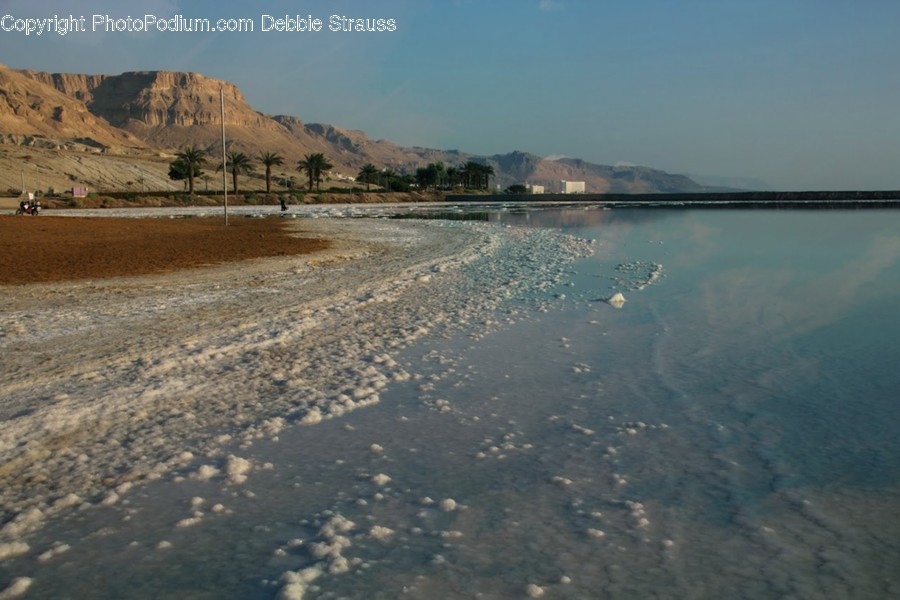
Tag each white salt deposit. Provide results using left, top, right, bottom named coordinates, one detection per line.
left=368, top=525, right=395, bottom=540
left=0, top=541, right=29, bottom=560
left=175, top=515, right=203, bottom=528
left=193, top=464, right=220, bottom=481
left=0, top=577, right=32, bottom=599
left=225, top=455, right=253, bottom=485
left=606, top=292, right=627, bottom=308
left=36, top=542, right=71, bottom=562
left=371, top=473, right=392, bottom=486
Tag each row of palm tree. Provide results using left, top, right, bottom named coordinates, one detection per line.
left=175, top=146, right=495, bottom=195
left=356, top=160, right=495, bottom=192
left=173, top=146, right=337, bottom=194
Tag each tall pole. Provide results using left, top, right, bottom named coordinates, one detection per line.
left=221, top=88, right=228, bottom=225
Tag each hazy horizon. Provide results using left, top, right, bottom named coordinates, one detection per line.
left=1, top=0, right=898, bottom=191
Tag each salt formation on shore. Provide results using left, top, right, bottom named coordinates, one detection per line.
left=0, top=211, right=594, bottom=560
left=611, top=261, right=664, bottom=291
left=606, top=292, right=627, bottom=308
left=0, top=577, right=32, bottom=599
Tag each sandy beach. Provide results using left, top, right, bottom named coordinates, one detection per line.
left=0, top=215, right=330, bottom=285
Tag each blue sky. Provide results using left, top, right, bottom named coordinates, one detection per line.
left=1, top=0, right=898, bottom=190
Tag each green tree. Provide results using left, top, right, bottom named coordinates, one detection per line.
left=446, top=167, right=460, bottom=188
left=175, top=146, right=205, bottom=194
left=168, top=158, right=201, bottom=191
left=382, top=168, right=397, bottom=192
left=461, top=161, right=494, bottom=190
left=258, top=152, right=284, bottom=194
left=434, top=161, right=446, bottom=189
left=217, top=151, right=253, bottom=194
left=481, top=164, right=495, bottom=190
left=506, top=184, right=528, bottom=194
left=415, top=164, right=436, bottom=190
left=356, top=163, right=379, bottom=191
left=297, top=153, right=333, bottom=191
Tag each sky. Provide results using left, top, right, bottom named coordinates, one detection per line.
left=1, top=0, right=899, bottom=190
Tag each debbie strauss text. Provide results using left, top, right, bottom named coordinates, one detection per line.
left=261, top=15, right=397, bottom=33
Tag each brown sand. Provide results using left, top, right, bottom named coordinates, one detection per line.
left=0, top=215, right=329, bottom=285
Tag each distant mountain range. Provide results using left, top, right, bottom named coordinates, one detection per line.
left=0, top=64, right=709, bottom=194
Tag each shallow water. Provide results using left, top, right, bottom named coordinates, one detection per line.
left=2, top=207, right=900, bottom=599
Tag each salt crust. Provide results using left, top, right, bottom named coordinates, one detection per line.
left=0, top=211, right=595, bottom=550
left=0, top=577, right=32, bottom=599
left=277, top=512, right=358, bottom=599
left=606, top=292, right=627, bottom=308
left=0, top=541, right=29, bottom=560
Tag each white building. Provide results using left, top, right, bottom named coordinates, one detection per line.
left=526, top=184, right=544, bottom=194
left=560, top=180, right=585, bottom=194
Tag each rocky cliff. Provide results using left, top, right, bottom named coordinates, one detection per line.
left=24, top=69, right=268, bottom=129
left=0, top=65, right=144, bottom=149
left=2, top=64, right=704, bottom=194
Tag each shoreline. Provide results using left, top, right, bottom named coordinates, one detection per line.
left=0, top=215, right=593, bottom=540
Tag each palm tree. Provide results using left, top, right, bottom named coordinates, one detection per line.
left=175, top=146, right=205, bottom=194
left=480, top=164, right=495, bottom=190
left=461, top=161, right=494, bottom=190
left=382, top=168, right=397, bottom=192
left=356, top=163, right=379, bottom=191
left=434, top=161, right=446, bottom=189
left=297, top=153, right=333, bottom=192
left=446, top=167, right=460, bottom=189
left=217, top=151, right=253, bottom=194
left=258, top=152, right=284, bottom=194
left=297, top=155, right=313, bottom=191
left=168, top=159, right=198, bottom=190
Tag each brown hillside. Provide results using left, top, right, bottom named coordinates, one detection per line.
left=1, top=65, right=704, bottom=194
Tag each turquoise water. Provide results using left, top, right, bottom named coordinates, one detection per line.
left=4, top=207, right=899, bottom=599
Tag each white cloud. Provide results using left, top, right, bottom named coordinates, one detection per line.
left=539, top=0, right=564, bottom=11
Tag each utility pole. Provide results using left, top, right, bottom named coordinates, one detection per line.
left=221, top=88, right=228, bottom=225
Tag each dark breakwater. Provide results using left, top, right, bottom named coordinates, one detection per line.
left=446, top=190, right=900, bottom=209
